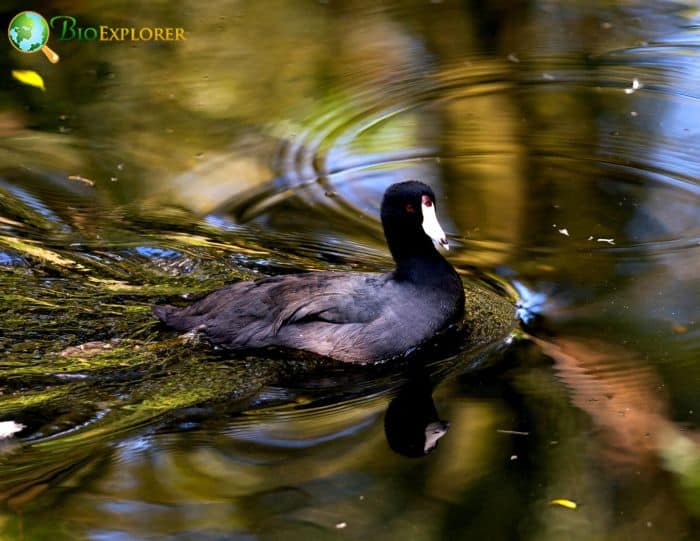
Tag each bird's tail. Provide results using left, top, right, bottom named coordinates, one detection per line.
left=152, top=304, right=178, bottom=324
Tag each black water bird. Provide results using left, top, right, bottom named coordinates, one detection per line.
left=153, top=181, right=465, bottom=363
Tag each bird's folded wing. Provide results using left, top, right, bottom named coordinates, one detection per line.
left=266, top=273, right=386, bottom=333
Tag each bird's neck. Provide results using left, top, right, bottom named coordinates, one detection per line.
left=386, top=232, right=454, bottom=283
left=387, top=230, right=438, bottom=261
left=393, top=252, right=456, bottom=283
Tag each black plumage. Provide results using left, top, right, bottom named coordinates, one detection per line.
left=153, top=181, right=465, bottom=363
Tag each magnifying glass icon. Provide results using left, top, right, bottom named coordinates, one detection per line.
left=8, top=11, right=60, bottom=64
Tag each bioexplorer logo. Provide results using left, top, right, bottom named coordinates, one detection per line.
left=8, top=11, right=59, bottom=63
left=8, top=11, right=186, bottom=64
left=50, top=16, right=186, bottom=42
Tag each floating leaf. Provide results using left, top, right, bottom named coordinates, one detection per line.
left=11, top=70, right=46, bottom=91
left=550, top=499, right=578, bottom=509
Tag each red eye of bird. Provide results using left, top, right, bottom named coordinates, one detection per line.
left=421, top=195, right=433, bottom=207
left=405, top=204, right=415, bottom=213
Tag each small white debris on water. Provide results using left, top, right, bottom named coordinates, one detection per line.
left=601, top=22, right=613, bottom=29
left=336, top=522, right=347, bottom=529
left=625, top=78, right=642, bottom=94
left=54, top=373, right=89, bottom=380
left=0, top=421, right=24, bottom=439
left=510, top=455, right=518, bottom=460
left=588, top=236, right=594, bottom=240
left=630, top=111, right=638, bottom=117
left=558, top=228, right=569, bottom=237
left=543, top=73, right=555, bottom=80
left=597, top=238, right=615, bottom=245
left=507, top=53, right=520, bottom=63
left=68, top=175, right=95, bottom=187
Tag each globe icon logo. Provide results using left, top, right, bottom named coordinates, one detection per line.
left=8, top=11, right=60, bottom=63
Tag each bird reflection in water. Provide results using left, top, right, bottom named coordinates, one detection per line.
left=384, top=371, right=449, bottom=458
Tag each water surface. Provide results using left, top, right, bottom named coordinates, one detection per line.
left=1, top=1, right=699, bottom=539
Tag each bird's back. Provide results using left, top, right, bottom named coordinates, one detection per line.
left=153, top=270, right=463, bottom=363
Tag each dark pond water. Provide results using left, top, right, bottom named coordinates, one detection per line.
left=1, top=0, right=699, bottom=539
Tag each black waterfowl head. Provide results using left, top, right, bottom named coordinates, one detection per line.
left=380, top=180, right=449, bottom=264
left=380, top=180, right=454, bottom=284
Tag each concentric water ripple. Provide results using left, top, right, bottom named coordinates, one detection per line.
left=212, top=45, right=699, bottom=268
